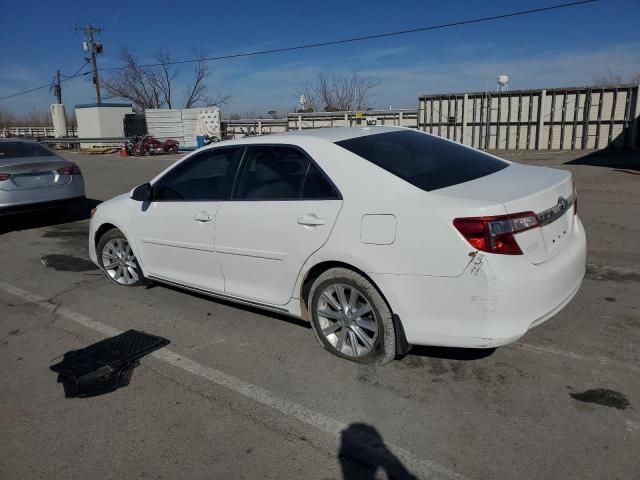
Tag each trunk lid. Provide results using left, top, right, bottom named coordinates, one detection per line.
left=435, top=163, right=575, bottom=264
left=0, top=158, right=74, bottom=191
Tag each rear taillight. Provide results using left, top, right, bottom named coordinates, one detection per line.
left=453, top=212, right=540, bottom=255
left=57, top=164, right=81, bottom=175
left=573, top=181, right=578, bottom=215
left=0, top=173, right=10, bottom=181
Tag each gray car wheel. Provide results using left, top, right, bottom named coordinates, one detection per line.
left=308, top=268, right=396, bottom=365
left=97, top=229, right=144, bottom=287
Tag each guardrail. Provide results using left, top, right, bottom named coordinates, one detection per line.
left=2, top=127, right=78, bottom=138
left=40, top=137, right=128, bottom=150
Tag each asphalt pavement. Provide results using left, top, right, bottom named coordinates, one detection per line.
left=0, top=148, right=638, bottom=479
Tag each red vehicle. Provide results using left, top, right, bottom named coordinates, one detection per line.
left=126, top=135, right=179, bottom=156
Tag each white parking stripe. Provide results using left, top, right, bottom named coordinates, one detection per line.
left=515, top=343, right=640, bottom=375
left=0, top=281, right=466, bottom=480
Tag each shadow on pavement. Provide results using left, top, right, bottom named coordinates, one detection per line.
left=339, top=423, right=418, bottom=480
left=149, top=281, right=312, bottom=330
left=405, top=345, right=496, bottom=361
left=564, top=149, right=640, bottom=172
left=0, top=198, right=101, bottom=235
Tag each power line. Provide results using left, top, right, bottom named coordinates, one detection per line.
left=61, top=61, right=90, bottom=79
left=0, top=68, right=90, bottom=101
left=99, top=0, right=598, bottom=71
left=0, top=0, right=598, bottom=101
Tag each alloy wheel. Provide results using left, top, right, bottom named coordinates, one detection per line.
left=316, top=283, right=378, bottom=357
left=101, top=238, right=140, bottom=285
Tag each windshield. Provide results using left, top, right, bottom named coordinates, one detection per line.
left=0, top=141, right=55, bottom=159
left=335, top=130, right=509, bottom=191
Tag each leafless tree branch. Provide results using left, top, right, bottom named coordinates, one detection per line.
left=102, top=48, right=229, bottom=111
left=295, top=73, right=380, bottom=112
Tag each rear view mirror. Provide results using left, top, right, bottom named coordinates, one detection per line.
left=131, top=183, right=152, bottom=201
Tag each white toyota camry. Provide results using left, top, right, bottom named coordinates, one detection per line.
left=89, top=126, right=586, bottom=365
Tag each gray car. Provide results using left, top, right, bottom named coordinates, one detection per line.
left=0, top=139, right=85, bottom=215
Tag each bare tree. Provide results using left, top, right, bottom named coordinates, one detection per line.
left=0, top=107, right=16, bottom=129
left=594, top=71, right=640, bottom=87
left=102, top=48, right=229, bottom=111
left=295, top=73, right=380, bottom=112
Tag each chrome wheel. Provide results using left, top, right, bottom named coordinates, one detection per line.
left=101, top=238, right=140, bottom=285
left=316, top=283, right=378, bottom=357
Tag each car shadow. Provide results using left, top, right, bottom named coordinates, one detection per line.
left=404, top=345, right=496, bottom=361
left=0, top=198, right=101, bottom=235
left=564, top=149, right=640, bottom=172
left=339, top=423, right=418, bottom=479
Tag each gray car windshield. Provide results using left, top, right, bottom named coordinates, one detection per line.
left=0, top=142, right=55, bottom=159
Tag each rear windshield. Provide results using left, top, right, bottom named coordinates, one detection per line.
left=0, top=142, right=54, bottom=159
left=335, top=130, right=508, bottom=191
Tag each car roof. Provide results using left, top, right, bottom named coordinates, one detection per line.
left=255, top=125, right=407, bottom=143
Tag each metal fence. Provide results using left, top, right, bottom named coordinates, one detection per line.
left=1, top=126, right=78, bottom=138
left=418, top=85, right=640, bottom=150
left=287, top=109, right=418, bottom=131
left=224, top=118, right=288, bottom=138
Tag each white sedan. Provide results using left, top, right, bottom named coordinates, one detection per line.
left=89, top=126, right=586, bottom=365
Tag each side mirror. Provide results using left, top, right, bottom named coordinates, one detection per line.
left=131, top=182, right=152, bottom=201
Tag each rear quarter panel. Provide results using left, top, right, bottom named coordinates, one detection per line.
left=292, top=140, right=509, bottom=292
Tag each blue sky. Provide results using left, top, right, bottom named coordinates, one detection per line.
left=1, top=0, right=639, bottom=116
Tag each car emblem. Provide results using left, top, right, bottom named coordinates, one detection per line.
left=558, top=196, right=569, bottom=211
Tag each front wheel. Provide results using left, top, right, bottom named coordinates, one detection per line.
left=308, top=268, right=396, bottom=365
left=97, top=229, right=145, bottom=286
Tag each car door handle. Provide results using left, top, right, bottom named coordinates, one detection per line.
left=193, top=211, right=213, bottom=222
left=297, top=216, right=326, bottom=226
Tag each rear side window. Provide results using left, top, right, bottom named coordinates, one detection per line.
left=335, top=130, right=508, bottom=192
left=0, top=142, right=54, bottom=159
left=234, top=146, right=309, bottom=200
left=301, top=163, right=340, bottom=200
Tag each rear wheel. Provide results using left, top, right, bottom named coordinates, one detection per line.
left=167, top=144, right=178, bottom=154
left=97, top=229, right=144, bottom=286
left=308, top=268, right=395, bottom=365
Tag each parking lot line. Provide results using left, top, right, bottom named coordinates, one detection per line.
left=514, top=342, right=640, bottom=375
left=0, top=280, right=466, bottom=480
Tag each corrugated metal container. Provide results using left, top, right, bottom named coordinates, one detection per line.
left=145, top=108, right=205, bottom=148
left=418, top=85, right=640, bottom=150
left=145, top=109, right=184, bottom=145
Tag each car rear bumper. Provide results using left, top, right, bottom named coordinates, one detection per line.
left=0, top=177, right=85, bottom=214
left=370, top=216, right=587, bottom=348
left=0, top=196, right=85, bottom=215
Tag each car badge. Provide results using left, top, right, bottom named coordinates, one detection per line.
left=558, top=196, right=569, bottom=211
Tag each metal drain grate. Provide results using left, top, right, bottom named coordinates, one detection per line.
left=50, top=330, right=170, bottom=398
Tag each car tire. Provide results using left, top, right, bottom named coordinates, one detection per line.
left=96, top=228, right=145, bottom=287
left=308, top=268, right=396, bottom=365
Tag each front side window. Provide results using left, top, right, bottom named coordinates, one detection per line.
left=153, top=147, right=243, bottom=201
left=234, top=146, right=309, bottom=200
left=336, top=130, right=509, bottom=192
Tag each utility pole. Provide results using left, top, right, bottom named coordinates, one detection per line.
left=54, top=69, right=62, bottom=104
left=77, top=24, right=103, bottom=104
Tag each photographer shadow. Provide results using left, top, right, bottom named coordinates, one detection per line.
left=339, top=423, right=417, bottom=480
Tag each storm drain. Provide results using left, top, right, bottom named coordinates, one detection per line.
left=50, top=330, right=170, bottom=398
